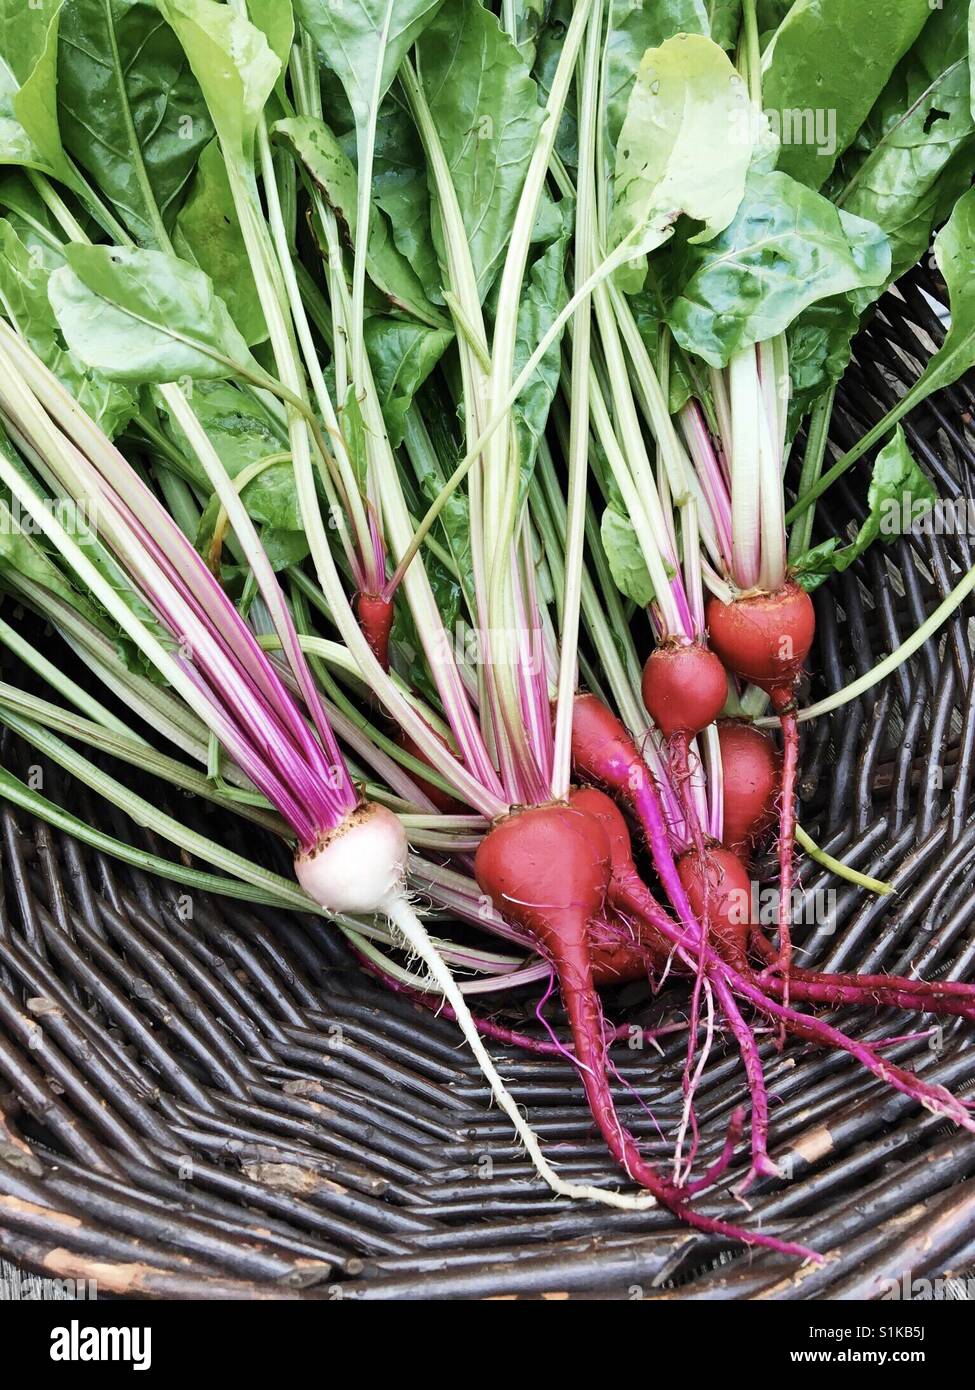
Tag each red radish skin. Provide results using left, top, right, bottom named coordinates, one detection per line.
left=718, top=721, right=780, bottom=857
left=641, top=642, right=728, bottom=740
left=474, top=802, right=666, bottom=1189
left=642, top=641, right=728, bottom=942
left=356, top=591, right=394, bottom=670
left=705, top=582, right=815, bottom=708
left=474, top=799, right=814, bottom=1256
left=677, top=848, right=752, bottom=971
left=706, top=582, right=816, bottom=995
left=641, top=644, right=724, bottom=1091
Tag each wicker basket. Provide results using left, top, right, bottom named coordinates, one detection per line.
left=1, top=265, right=974, bottom=1301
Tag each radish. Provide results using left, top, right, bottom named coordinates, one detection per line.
left=296, top=796, right=664, bottom=1207
left=706, top=581, right=816, bottom=988
left=706, top=582, right=816, bottom=711
left=641, top=641, right=728, bottom=744
left=473, top=795, right=813, bottom=1251
left=570, top=694, right=711, bottom=961
left=356, top=590, right=395, bottom=671
left=641, top=641, right=729, bottom=1068
left=677, top=847, right=751, bottom=971
left=717, top=721, right=780, bottom=857
left=474, top=800, right=661, bottom=1186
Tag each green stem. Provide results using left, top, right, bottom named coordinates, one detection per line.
left=741, top=0, right=762, bottom=106
left=787, top=392, right=917, bottom=525
left=795, top=824, right=894, bottom=896
left=787, top=386, right=835, bottom=560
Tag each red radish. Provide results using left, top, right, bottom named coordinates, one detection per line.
left=588, top=928, right=653, bottom=985
left=677, top=847, right=752, bottom=971
left=570, top=694, right=704, bottom=947
left=474, top=801, right=660, bottom=1186
left=473, top=797, right=811, bottom=1254
left=641, top=642, right=728, bottom=1064
left=569, top=786, right=668, bottom=978
left=705, top=581, right=815, bottom=710
left=641, top=641, right=728, bottom=740
left=356, top=590, right=394, bottom=670
left=718, top=721, right=780, bottom=857
left=706, top=581, right=816, bottom=992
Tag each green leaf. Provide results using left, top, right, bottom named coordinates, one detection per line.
left=0, top=219, right=135, bottom=436
left=788, top=187, right=975, bottom=520
left=610, top=34, right=758, bottom=293
left=173, top=140, right=266, bottom=346
left=786, top=6, right=975, bottom=425
left=273, top=114, right=443, bottom=326
left=157, top=0, right=279, bottom=166
left=371, top=94, right=443, bottom=304
left=793, top=428, right=935, bottom=590
left=532, top=0, right=578, bottom=170
left=57, top=0, right=214, bottom=248
left=246, top=0, right=294, bottom=72
left=665, top=170, right=890, bottom=367
left=161, top=377, right=305, bottom=574
left=754, top=1, right=791, bottom=35
left=339, top=382, right=368, bottom=492
left=364, top=316, right=452, bottom=448
left=880, top=187, right=975, bottom=416
left=761, top=0, right=933, bottom=189
left=600, top=506, right=654, bottom=607
left=0, top=170, right=62, bottom=252
left=417, top=0, right=545, bottom=301
left=512, top=230, right=569, bottom=490
left=707, top=0, right=742, bottom=50
left=0, top=0, right=76, bottom=183
left=48, top=243, right=251, bottom=383
left=603, top=0, right=709, bottom=150
left=510, top=0, right=547, bottom=65
left=831, top=2, right=974, bottom=284
left=295, top=0, right=445, bottom=129
left=628, top=288, right=696, bottom=413
left=0, top=492, right=103, bottom=628
left=786, top=293, right=860, bottom=428
left=157, top=378, right=297, bottom=524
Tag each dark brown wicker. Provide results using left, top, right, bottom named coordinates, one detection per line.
left=1, top=266, right=974, bottom=1300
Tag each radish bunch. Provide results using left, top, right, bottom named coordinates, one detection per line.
left=0, top=0, right=973, bottom=1261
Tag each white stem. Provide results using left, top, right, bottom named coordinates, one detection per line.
left=728, top=348, right=763, bottom=589
left=552, top=0, right=602, bottom=800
